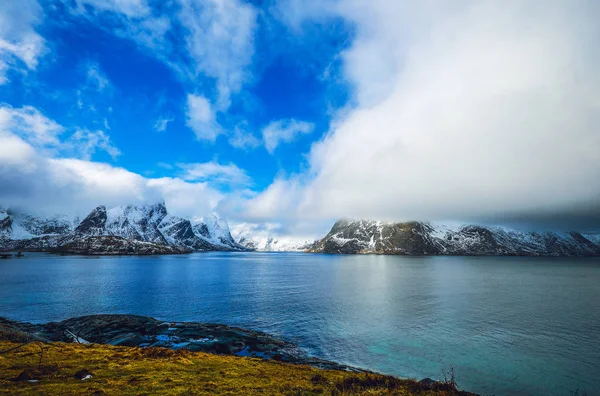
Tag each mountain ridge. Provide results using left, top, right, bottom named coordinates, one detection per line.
left=0, top=203, right=246, bottom=254
left=309, top=219, right=600, bottom=256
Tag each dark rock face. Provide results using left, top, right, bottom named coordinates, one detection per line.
left=74, top=206, right=107, bottom=236
left=158, top=215, right=215, bottom=251
left=51, top=236, right=190, bottom=255
left=0, top=215, right=12, bottom=236
left=104, top=203, right=168, bottom=244
left=310, top=219, right=600, bottom=256
left=311, top=220, right=438, bottom=255
left=0, top=315, right=363, bottom=372
left=192, top=222, right=210, bottom=238
left=9, top=235, right=64, bottom=251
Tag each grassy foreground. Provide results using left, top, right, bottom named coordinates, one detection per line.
left=0, top=341, right=472, bottom=395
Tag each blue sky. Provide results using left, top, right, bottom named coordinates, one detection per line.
left=1, top=0, right=352, bottom=189
left=1, top=0, right=599, bottom=236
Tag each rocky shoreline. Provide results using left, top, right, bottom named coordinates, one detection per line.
left=0, top=315, right=363, bottom=372
left=0, top=314, right=479, bottom=395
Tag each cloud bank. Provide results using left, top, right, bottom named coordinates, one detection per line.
left=238, top=0, right=600, bottom=231
left=0, top=104, right=220, bottom=219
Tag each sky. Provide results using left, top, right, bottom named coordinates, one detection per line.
left=1, top=0, right=599, bottom=238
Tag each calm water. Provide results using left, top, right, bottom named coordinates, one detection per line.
left=0, top=252, right=598, bottom=395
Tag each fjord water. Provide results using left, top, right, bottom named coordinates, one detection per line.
left=1, top=253, right=598, bottom=395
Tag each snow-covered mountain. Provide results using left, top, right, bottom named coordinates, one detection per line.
left=309, top=219, right=600, bottom=256
left=72, top=202, right=246, bottom=252
left=0, top=208, right=74, bottom=240
left=0, top=203, right=246, bottom=254
left=236, top=235, right=315, bottom=252
left=192, top=215, right=243, bottom=251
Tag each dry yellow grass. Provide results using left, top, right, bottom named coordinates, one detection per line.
left=0, top=341, right=472, bottom=395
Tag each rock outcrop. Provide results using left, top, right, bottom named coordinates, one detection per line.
left=0, top=315, right=363, bottom=371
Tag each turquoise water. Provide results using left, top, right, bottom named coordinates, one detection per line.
left=0, top=252, right=598, bottom=395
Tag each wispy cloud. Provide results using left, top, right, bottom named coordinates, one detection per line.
left=63, top=0, right=258, bottom=146
left=72, top=0, right=152, bottom=18
left=0, top=105, right=63, bottom=147
left=86, top=61, right=110, bottom=92
left=262, top=119, right=314, bottom=154
left=0, top=104, right=119, bottom=161
left=177, top=0, right=257, bottom=110
left=0, top=0, right=46, bottom=84
left=177, top=161, right=251, bottom=186
left=229, top=123, right=261, bottom=150
left=67, top=129, right=121, bottom=160
left=153, top=116, right=174, bottom=133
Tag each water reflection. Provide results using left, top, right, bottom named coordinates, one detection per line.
left=0, top=253, right=598, bottom=396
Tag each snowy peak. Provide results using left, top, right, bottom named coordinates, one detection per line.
left=75, top=202, right=169, bottom=245
left=104, top=202, right=168, bottom=244
left=74, top=205, right=107, bottom=236
left=191, top=215, right=245, bottom=251
left=66, top=202, right=245, bottom=252
left=310, top=220, right=600, bottom=256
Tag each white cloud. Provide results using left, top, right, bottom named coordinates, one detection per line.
left=0, top=105, right=63, bottom=147
left=154, top=116, right=174, bottom=132
left=178, top=0, right=257, bottom=110
left=228, top=124, right=261, bottom=150
left=262, top=119, right=315, bottom=154
left=63, top=0, right=259, bottom=149
left=0, top=0, right=46, bottom=84
left=69, top=0, right=257, bottom=114
left=243, top=176, right=305, bottom=221
left=178, top=161, right=251, bottom=186
left=86, top=61, right=110, bottom=92
left=80, top=0, right=172, bottom=54
left=67, top=129, right=121, bottom=160
left=39, top=158, right=220, bottom=219
left=0, top=138, right=224, bottom=220
left=0, top=132, right=36, bottom=167
left=74, top=0, right=151, bottom=18
left=0, top=104, right=120, bottom=161
left=146, top=177, right=223, bottom=218
left=244, top=0, right=600, bottom=230
left=0, top=104, right=241, bottom=223
left=185, top=93, right=221, bottom=141
left=229, top=221, right=318, bottom=243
